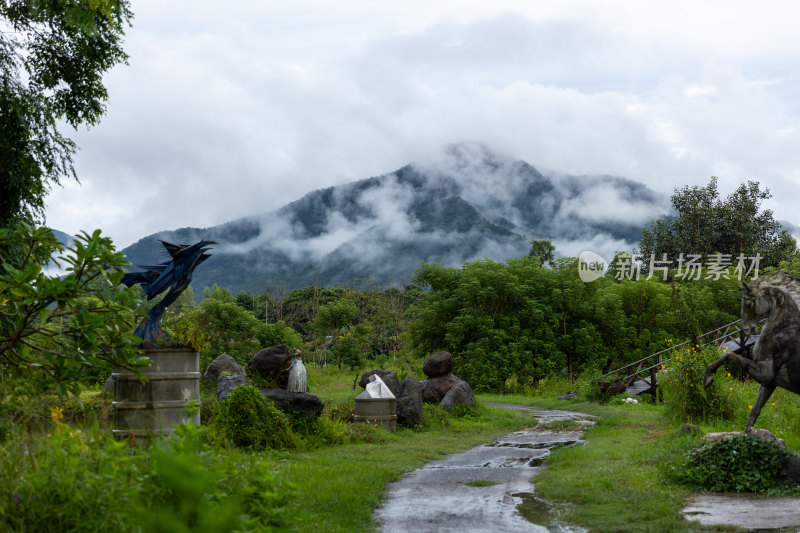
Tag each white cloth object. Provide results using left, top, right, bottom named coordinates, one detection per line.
left=355, top=374, right=395, bottom=399
left=287, top=358, right=307, bottom=392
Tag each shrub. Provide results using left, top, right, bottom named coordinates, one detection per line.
left=660, top=345, right=735, bottom=422
left=325, top=402, right=354, bottom=423
left=344, top=422, right=395, bottom=444
left=214, top=386, right=294, bottom=450
left=0, top=418, right=295, bottom=532
left=419, top=403, right=450, bottom=430
left=288, top=414, right=348, bottom=448
left=666, top=435, right=796, bottom=494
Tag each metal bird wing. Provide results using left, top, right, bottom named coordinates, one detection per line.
left=121, top=239, right=216, bottom=344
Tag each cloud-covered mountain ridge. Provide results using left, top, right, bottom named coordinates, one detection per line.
left=121, top=142, right=667, bottom=292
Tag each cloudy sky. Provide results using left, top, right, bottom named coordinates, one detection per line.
left=44, top=0, right=800, bottom=248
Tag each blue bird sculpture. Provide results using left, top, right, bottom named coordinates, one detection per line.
left=122, top=239, right=215, bottom=345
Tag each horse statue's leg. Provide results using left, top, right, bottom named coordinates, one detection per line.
left=703, top=353, right=730, bottom=388
left=745, top=384, right=776, bottom=433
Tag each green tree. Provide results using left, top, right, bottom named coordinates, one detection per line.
left=1, top=0, right=133, bottom=225
left=0, top=223, right=145, bottom=395
left=410, top=258, right=562, bottom=391
left=171, top=299, right=301, bottom=369
left=528, top=239, right=555, bottom=266
left=311, top=298, right=359, bottom=368
left=640, top=177, right=796, bottom=269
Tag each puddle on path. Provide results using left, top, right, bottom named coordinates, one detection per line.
left=683, top=494, right=800, bottom=531
left=375, top=403, right=593, bottom=533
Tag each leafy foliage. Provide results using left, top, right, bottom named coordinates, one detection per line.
left=0, top=419, right=295, bottom=532
left=667, top=435, right=795, bottom=493
left=0, top=223, right=145, bottom=395
left=214, top=385, right=294, bottom=450
left=660, top=345, right=736, bottom=422
left=640, top=177, right=797, bottom=269
left=0, top=0, right=132, bottom=225
left=170, top=298, right=301, bottom=369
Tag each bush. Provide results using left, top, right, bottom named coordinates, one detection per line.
left=0, top=417, right=295, bottom=532
left=214, top=386, right=294, bottom=450
left=419, top=403, right=450, bottom=430
left=325, top=402, right=354, bottom=423
left=288, top=414, right=348, bottom=448
left=666, top=435, right=796, bottom=494
left=344, top=422, right=395, bottom=444
left=660, top=345, right=735, bottom=422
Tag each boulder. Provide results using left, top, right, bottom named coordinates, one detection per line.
left=423, top=351, right=453, bottom=378
left=420, top=373, right=465, bottom=403
left=217, top=374, right=248, bottom=401
left=598, top=380, right=627, bottom=395
left=679, top=424, right=702, bottom=436
left=396, top=376, right=423, bottom=426
left=440, top=381, right=477, bottom=412
left=701, top=429, right=786, bottom=448
left=558, top=392, right=580, bottom=401
left=260, top=388, right=324, bottom=418
left=358, top=370, right=400, bottom=396
left=783, top=455, right=800, bottom=484
left=246, top=344, right=292, bottom=387
left=203, top=353, right=245, bottom=384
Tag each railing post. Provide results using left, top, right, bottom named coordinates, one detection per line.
left=650, top=365, right=657, bottom=403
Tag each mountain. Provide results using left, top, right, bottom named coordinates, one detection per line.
left=121, top=142, right=667, bottom=293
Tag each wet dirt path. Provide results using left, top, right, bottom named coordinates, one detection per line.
left=374, top=403, right=594, bottom=533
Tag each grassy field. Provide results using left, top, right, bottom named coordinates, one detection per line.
left=8, top=365, right=800, bottom=532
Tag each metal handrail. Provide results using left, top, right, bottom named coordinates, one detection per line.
left=597, top=317, right=766, bottom=385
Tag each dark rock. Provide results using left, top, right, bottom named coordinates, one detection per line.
left=358, top=370, right=400, bottom=396
left=396, top=376, right=423, bottom=426
left=598, top=379, right=627, bottom=395
left=783, top=455, right=800, bottom=484
left=260, top=388, right=324, bottom=418
left=420, top=373, right=465, bottom=403
left=103, top=375, right=114, bottom=394
left=423, top=351, right=454, bottom=378
left=217, top=375, right=248, bottom=401
left=203, top=353, right=245, bottom=384
left=680, top=424, right=702, bottom=436
left=440, top=381, right=477, bottom=412
left=558, top=392, right=580, bottom=401
left=246, top=344, right=292, bottom=387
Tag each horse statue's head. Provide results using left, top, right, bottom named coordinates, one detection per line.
left=740, top=282, right=771, bottom=335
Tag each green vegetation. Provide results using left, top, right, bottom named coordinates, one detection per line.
left=0, top=223, right=145, bottom=396
left=532, top=402, right=698, bottom=533
left=3, top=17, right=800, bottom=524
left=666, top=435, right=797, bottom=494
left=660, top=345, right=737, bottom=421
left=214, top=385, right=295, bottom=450
left=640, top=177, right=796, bottom=268
left=465, top=479, right=499, bottom=487
left=0, top=0, right=132, bottom=227
left=1, top=418, right=295, bottom=532
left=0, top=375, right=531, bottom=532
left=480, top=370, right=800, bottom=532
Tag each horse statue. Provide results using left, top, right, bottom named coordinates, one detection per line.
left=704, top=271, right=800, bottom=432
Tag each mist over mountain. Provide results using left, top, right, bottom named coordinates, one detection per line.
left=121, top=142, right=668, bottom=293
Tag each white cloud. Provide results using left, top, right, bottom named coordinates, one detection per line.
left=42, top=1, right=800, bottom=249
